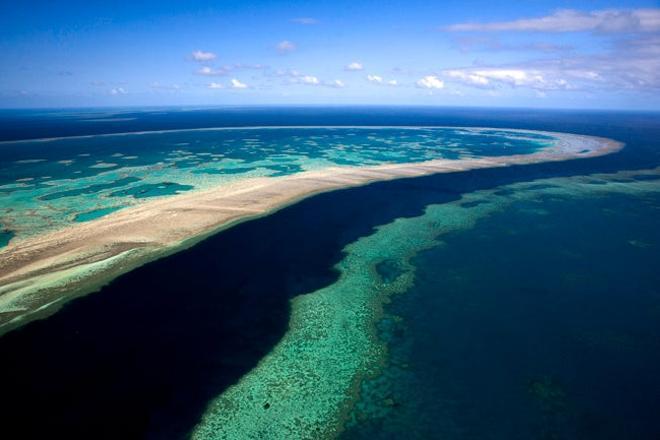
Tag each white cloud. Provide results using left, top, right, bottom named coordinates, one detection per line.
left=230, top=78, right=248, bottom=89
left=279, top=70, right=346, bottom=88
left=191, top=50, right=217, bottom=62
left=444, top=68, right=570, bottom=90
left=445, top=70, right=497, bottom=87
left=299, top=76, right=345, bottom=88
left=444, top=8, right=660, bottom=33
left=197, top=64, right=267, bottom=76
left=416, top=76, right=445, bottom=89
left=366, top=74, right=383, bottom=83
left=208, top=82, right=225, bottom=89
left=328, top=79, right=345, bottom=88
left=276, top=40, right=296, bottom=54
left=345, top=62, right=364, bottom=71
left=109, top=87, right=127, bottom=95
left=442, top=34, right=660, bottom=94
left=196, top=66, right=228, bottom=76
left=291, top=17, right=318, bottom=25
left=367, top=75, right=399, bottom=86
left=440, top=24, right=660, bottom=95
left=301, top=75, right=320, bottom=85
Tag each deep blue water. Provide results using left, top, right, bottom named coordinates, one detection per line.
left=0, top=229, right=13, bottom=247
left=0, top=107, right=658, bottom=439
left=344, top=193, right=660, bottom=440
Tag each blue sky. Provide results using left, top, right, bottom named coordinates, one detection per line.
left=1, top=0, right=658, bottom=109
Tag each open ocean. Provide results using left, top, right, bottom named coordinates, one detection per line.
left=0, top=107, right=659, bottom=439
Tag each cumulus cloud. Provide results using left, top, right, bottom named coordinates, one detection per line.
left=278, top=70, right=346, bottom=88
left=109, top=87, right=127, bottom=95
left=291, top=17, right=318, bottom=25
left=366, top=74, right=383, bottom=83
left=439, top=9, right=660, bottom=96
left=208, top=82, right=224, bottom=89
left=276, top=40, right=296, bottom=54
left=444, top=8, right=660, bottom=33
left=445, top=69, right=569, bottom=90
left=442, top=33, right=660, bottom=94
left=345, top=62, right=364, bottom=71
left=366, top=75, right=399, bottom=86
left=300, top=75, right=320, bottom=85
left=416, top=76, right=445, bottom=89
left=301, top=76, right=346, bottom=88
left=191, top=50, right=217, bottom=62
left=444, top=70, right=492, bottom=87
left=230, top=78, right=248, bottom=89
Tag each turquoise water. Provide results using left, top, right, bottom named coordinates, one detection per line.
left=0, top=127, right=555, bottom=243
left=73, top=207, right=123, bottom=222
left=108, top=182, right=195, bottom=198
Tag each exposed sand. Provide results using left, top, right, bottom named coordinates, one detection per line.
left=0, top=131, right=622, bottom=334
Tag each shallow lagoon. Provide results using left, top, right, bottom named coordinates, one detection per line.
left=0, top=126, right=555, bottom=242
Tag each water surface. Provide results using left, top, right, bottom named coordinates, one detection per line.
left=0, top=108, right=658, bottom=439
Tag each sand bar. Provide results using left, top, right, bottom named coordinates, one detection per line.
left=0, top=130, right=622, bottom=334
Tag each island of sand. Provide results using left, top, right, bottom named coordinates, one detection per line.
left=0, top=129, right=622, bottom=334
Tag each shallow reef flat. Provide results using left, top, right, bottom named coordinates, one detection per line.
left=0, top=126, right=589, bottom=242
left=192, top=167, right=659, bottom=439
left=0, top=128, right=620, bottom=333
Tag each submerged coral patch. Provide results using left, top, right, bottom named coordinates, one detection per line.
left=39, top=177, right=141, bottom=200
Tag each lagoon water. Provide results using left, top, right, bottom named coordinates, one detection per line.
left=0, top=107, right=658, bottom=439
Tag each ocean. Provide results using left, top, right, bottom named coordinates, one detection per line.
left=0, top=107, right=658, bottom=439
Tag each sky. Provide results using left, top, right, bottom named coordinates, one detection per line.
left=0, top=0, right=658, bottom=109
